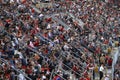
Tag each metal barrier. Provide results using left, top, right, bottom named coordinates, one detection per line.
left=0, top=58, right=32, bottom=80
left=112, top=47, right=120, bottom=80
left=51, top=14, right=70, bottom=30
left=66, top=12, right=84, bottom=29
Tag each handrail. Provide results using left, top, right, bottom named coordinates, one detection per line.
left=19, top=40, right=48, bottom=61
left=33, top=13, right=86, bottom=77
left=3, top=5, right=50, bottom=62
left=0, top=2, right=67, bottom=80
left=1, top=22, right=44, bottom=62
left=64, top=12, right=107, bottom=55
left=48, top=13, right=90, bottom=61
left=53, top=64, right=68, bottom=80
left=66, top=12, right=84, bottom=29
left=112, top=47, right=120, bottom=80
left=0, top=3, right=100, bottom=80
left=35, top=32, right=53, bottom=44
left=0, top=28, right=32, bottom=80
left=53, top=70, right=67, bottom=80
left=62, top=63, right=81, bottom=77
left=1, top=21, right=51, bottom=73
left=57, top=52, right=82, bottom=77
left=49, top=70, right=54, bottom=80
left=1, top=4, right=47, bottom=61
left=36, top=32, right=85, bottom=74
left=51, top=14, right=69, bottom=30
left=53, top=12, right=96, bottom=55
left=0, top=58, right=32, bottom=80
left=36, top=33, right=85, bottom=70
left=60, top=51, right=84, bottom=70
left=52, top=67, right=67, bottom=80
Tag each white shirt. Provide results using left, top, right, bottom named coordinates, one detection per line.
left=17, top=51, right=23, bottom=59
left=99, top=65, right=104, bottom=72
left=14, top=50, right=23, bottom=59
left=49, top=42, right=53, bottom=47
left=39, top=14, right=44, bottom=18
left=14, top=37, right=18, bottom=45
left=54, top=39, right=59, bottom=43
left=10, top=0, right=14, bottom=3
left=42, top=75, right=46, bottom=80
left=64, top=44, right=69, bottom=50
left=47, top=24, right=51, bottom=29
left=14, top=50, right=18, bottom=55
left=17, top=0, right=20, bottom=4
left=11, top=41, right=16, bottom=47
left=29, top=41, right=35, bottom=48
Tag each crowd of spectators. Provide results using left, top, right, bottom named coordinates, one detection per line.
left=0, top=0, right=120, bottom=80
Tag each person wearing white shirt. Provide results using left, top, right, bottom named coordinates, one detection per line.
left=63, top=43, right=69, bottom=51
left=42, top=74, right=46, bottom=80
left=10, top=0, right=14, bottom=4
left=99, top=64, right=104, bottom=80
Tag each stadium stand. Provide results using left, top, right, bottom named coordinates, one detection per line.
left=0, top=0, right=120, bottom=80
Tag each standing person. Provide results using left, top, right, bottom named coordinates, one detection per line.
left=99, top=64, right=104, bottom=80
left=93, top=64, right=99, bottom=80
left=100, top=54, right=105, bottom=65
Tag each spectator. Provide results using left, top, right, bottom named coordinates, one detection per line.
left=99, top=64, right=105, bottom=80
left=0, top=0, right=119, bottom=80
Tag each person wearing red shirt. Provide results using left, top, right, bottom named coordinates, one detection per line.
left=72, top=64, right=78, bottom=72
left=43, top=32, right=48, bottom=38
left=44, top=48, right=48, bottom=54
left=53, top=75, right=61, bottom=80
left=83, top=70, right=88, bottom=77
left=31, top=8, right=35, bottom=13
left=33, top=39, right=40, bottom=47
left=108, top=58, right=112, bottom=66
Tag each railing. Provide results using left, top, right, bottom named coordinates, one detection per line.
left=1, top=11, right=74, bottom=80
left=62, top=13, right=99, bottom=80
left=49, top=70, right=54, bottom=80
left=51, top=14, right=69, bottom=30
left=27, top=33, right=83, bottom=79
left=0, top=58, right=32, bottom=80
left=51, top=65, right=67, bottom=80
left=112, top=47, right=120, bottom=80
left=0, top=28, right=33, bottom=80
left=1, top=3, right=113, bottom=80
left=66, top=12, right=84, bottom=29
left=50, top=13, right=95, bottom=79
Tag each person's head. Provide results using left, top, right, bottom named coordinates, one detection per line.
left=101, top=64, right=104, bottom=66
